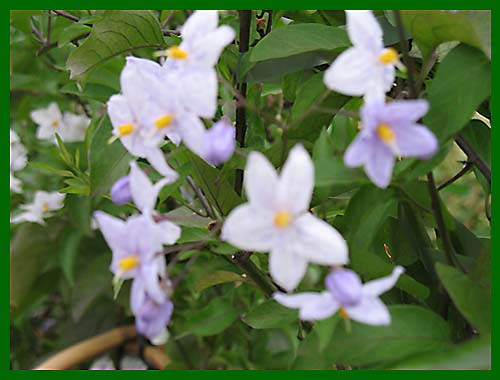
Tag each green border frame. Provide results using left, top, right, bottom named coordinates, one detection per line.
left=5, top=1, right=496, bottom=376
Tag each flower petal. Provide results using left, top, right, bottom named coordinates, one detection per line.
left=174, top=68, right=218, bottom=119
left=144, top=148, right=179, bottom=181
left=394, top=124, right=438, bottom=159
left=221, top=204, right=276, bottom=252
left=274, top=291, right=338, bottom=321
left=244, top=151, right=279, bottom=209
left=277, top=144, right=314, bottom=214
left=129, top=161, right=170, bottom=213
left=344, top=134, right=373, bottom=167
left=93, top=211, right=128, bottom=254
left=192, top=25, right=235, bottom=67
left=383, top=99, right=429, bottom=125
left=324, top=47, right=379, bottom=97
left=346, top=10, right=384, bottom=51
left=293, top=213, right=349, bottom=266
left=107, top=94, right=134, bottom=128
left=364, top=143, right=395, bottom=188
left=362, top=266, right=405, bottom=298
left=155, top=220, right=181, bottom=245
left=345, top=296, right=391, bottom=325
left=181, top=10, right=218, bottom=41
left=177, top=113, right=207, bottom=156
left=269, top=244, right=308, bottom=291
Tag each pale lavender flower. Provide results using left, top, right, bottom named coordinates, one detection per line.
left=110, top=175, right=132, bottom=205
left=344, top=99, right=438, bottom=188
left=203, top=119, right=236, bottom=165
left=11, top=191, right=65, bottom=224
left=132, top=293, right=174, bottom=341
left=274, top=266, right=404, bottom=325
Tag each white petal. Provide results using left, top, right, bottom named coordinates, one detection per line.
left=107, top=94, right=134, bottom=128
left=155, top=220, right=181, bottom=245
left=221, top=204, right=276, bottom=252
left=192, top=25, right=235, bottom=67
left=345, top=296, right=391, bottom=326
left=36, top=124, right=56, bottom=140
left=244, top=151, right=279, bottom=209
left=93, top=211, right=128, bottom=254
left=277, top=144, right=314, bottom=214
left=174, top=68, right=218, bottom=119
left=292, top=213, right=349, bottom=266
left=129, top=161, right=155, bottom=212
left=177, top=113, right=207, bottom=156
left=362, top=266, right=405, bottom=298
left=346, top=10, right=383, bottom=51
left=344, top=134, right=373, bottom=168
left=144, top=148, right=179, bottom=181
left=269, top=244, right=308, bottom=291
left=181, top=10, right=219, bottom=41
left=324, top=47, right=380, bottom=97
left=274, top=291, right=338, bottom=321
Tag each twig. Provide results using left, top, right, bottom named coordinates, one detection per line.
left=265, top=10, right=273, bottom=35
left=161, top=10, right=175, bottom=28
left=30, top=19, right=45, bottom=44
left=231, top=252, right=278, bottom=297
left=51, top=10, right=79, bottom=22
left=163, top=241, right=209, bottom=256
left=416, top=48, right=438, bottom=92
left=393, top=10, right=418, bottom=98
left=46, top=11, right=52, bottom=46
left=187, top=176, right=216, bottom=219
left=455, top=135, right=491, bottom=187
left=437, top=162, right=472, bottom=191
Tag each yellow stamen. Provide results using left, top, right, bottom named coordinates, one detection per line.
left=379, top=48, right=399, bottom=65
left=274, top=211, right=291, bottom=228
left=376, top=123, right=395, bottom=144
left=51, top=120, right=59, bottom=127
left=166, top=46, right=188, bottom=60
left=339, top=307, right=349, bottom=320
left=118, top=256, right=139, bottom=272
left=155, top=114, right=174, bottom=130
left=118, top=123, right=134, bottom=137
left=42, top=203, right=49, bottom=213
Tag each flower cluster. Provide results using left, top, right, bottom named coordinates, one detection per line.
left=324, top=10, right=438, bottom=188
left=107, top=10, right=236, bottom=180
left=10, top=130, right=27, bottom=193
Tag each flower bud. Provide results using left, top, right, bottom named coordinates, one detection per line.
left=203, top=119, right=236, bottom=165
left=110, top=176, right=132, bottom=205
left=135, top=296, right=174, bottom=340
left=325, top=268, right=363, bottom=306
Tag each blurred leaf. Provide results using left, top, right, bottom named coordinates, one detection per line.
left=193, top=270, right=244, bottom=293
left=56, top=23, right=91, bottom=48
left=243, top=300, right=297, bottom=329
left=424, top=44, right=490, bottom=143
left=436, top=263, right=491, bottom=335
left=401, top=10, right=491, bottom=59
left=59, top=229, right=84, bottom=286
left=10, top=10, right=43, bottom=36
left=66, top=10, right=164, bottom=80
left=88, top=116, right=131, bottom=197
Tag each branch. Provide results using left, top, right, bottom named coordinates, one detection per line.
left=51, top=10, right=79, bottom=22
left=437, top=162, right=472, bottom=191
left=231, top=252, right=278, bottom=297
left=186, top=176, right=216, bottom=219
left=455, top=135, right=491, bottom=186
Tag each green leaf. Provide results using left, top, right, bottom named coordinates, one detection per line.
left=325, top=305, right=452, bottom=367
left=250, top=23, right=348, bottom=62
left=436, top=263, right=491, bottom=335
left=59, top=230, right=84, bottom=286
left=56, top=23, right=91, bottom=48
left=424, top=44, right=491, bottom=143
left=401, top=10, right=491, bottom=59
left=243, top=300, right=298, bottom=329
left=178, top=296, right=239, bottom=337
left=66, top=10, right=165, bottom=80
left=88, top=115, right=131, bottom=197
left=193, top=270, right=244, bottom=293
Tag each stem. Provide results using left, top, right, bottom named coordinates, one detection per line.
left=455, top=135, right=491, bottom=186
left=30, top=19, right=45, bottom=44
left=234, top=10, right=251, bottom=196
left=46, top=11, right=52, bottom=46
left=187, top=176, right=216, bottom=219
left=52, top=10, right=79, bottom=22
left=231, top=252, right=277, bottom=297
left=265, top=10, right=273, bottom=35
left=393, top=10, right=418, bottom=98
left=437, top=162, right=472, bottom=191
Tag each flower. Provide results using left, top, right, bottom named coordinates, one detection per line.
left=162, top=10, right=235, bottom=119
left=89, top=355, right=148, bottom=370
left=30, top=102, right=89, bottom=142
left=132, top=293, right=174, bottom=341
left=10, top=130, right=27, bottom=193
left=11, top=191, right=65, bottom=224
left=110, top=175, right=132, bottom=205
left=274, top=266, right=404, bottom=325
left=344, top=99, right=438, bottom=188
left=221, top=145, right=349, bottom=291
left=203, top=118, right=236, bottom=165
left=107, top=60, right=179, bottom=180
left=323, top=10, right=403, bottom=101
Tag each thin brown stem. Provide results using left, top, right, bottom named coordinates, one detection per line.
left=437, top=162, right=472, bottom=191
left=52, top=10, right=79, bottom=22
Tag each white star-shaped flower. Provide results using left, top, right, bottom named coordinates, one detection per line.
left=11, top=191, right=65, bottom=224
left=221, top=145, right=349, bottom=291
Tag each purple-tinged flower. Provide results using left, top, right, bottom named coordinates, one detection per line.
left=110, top=176, right=132, bottom=205
left=203, top=119, right=236, bottom=165
left=274, top=266, right=404, bottom=326
left=344, top=99, right=438, bottom=188
left=132, top=293, right=174, bottom=341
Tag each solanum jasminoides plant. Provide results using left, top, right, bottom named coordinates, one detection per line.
left=10, top=9, right=491, bottom=370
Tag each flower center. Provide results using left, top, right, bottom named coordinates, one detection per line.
left=118, top=256, right=139, bottom=272
left=42, top=203, right=49, bottom=213
left=118, top=123, right=134, bottom=137
left=155, top=114, right=174, bottom=130
left=274, top=211, right=291, bottom=228
left=339, top=307, right=349, bottom=320
left=379, top=48, right=399, bottom=65
left=376, top=123, right=395, bottom=144
left=167, top=46, right=188, bottom=60
left=51, top=120, right=59, bottom=127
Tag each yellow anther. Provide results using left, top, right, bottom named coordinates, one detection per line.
left=339, top=307, right=349, bottom=320
left=118, top=256, right=139, bottom=272
left=274, top=211, right=291, bottom=228
left=118, top=123, right=134, bottom=137
left=166, top=46, right=188, bottom=60
left=379, top=48, right=399, bottom=65
left=51, top=120, right=59, bottom=127
left=155, top=114, right=174, bottom=130
left=376, top=123, right=395, bottom=144
left=42, top=203, right=49, bottom=213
